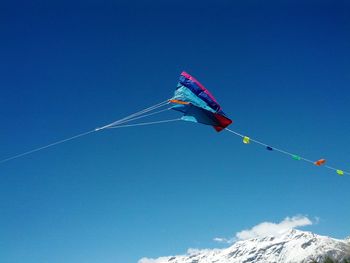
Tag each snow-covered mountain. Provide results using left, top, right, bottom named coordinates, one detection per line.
left=139, top=229, right=350, bottom=263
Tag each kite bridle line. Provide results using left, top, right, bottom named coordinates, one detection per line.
left=105, top=118, right=182, bottom=129
left=100, top=107, right=173, bottom=128
left=95, top=99, right=171, bottom=131
left=0, top=99, right=176, bottom=164
left=225, top=128, right=350, bottom=176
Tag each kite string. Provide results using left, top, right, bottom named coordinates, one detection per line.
left=225, top=128, right=350, bottom=175
left=0, top=129, right=97, bottom=164
left=0, top=99, right=173, bottom=164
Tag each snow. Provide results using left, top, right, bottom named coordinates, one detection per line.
left=139, top=229, right=350, bottom=263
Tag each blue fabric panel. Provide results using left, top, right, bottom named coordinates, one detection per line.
left=171, top=104, right=188, bottom=114
left=181, top=115, right=199, bottom=123
left=171, top=104, right=220, bottom=126
left=173, top=85, right=216, bottom=113
left=178, top=75, right=220, bottom=112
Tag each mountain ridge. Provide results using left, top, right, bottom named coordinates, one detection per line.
left=139, top=229, right=350, bottom=263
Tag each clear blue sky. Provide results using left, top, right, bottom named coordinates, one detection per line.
left=1, top=1, right=349, bottom=262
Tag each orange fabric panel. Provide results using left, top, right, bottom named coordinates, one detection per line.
left=169, top=99, right=190, bottom=105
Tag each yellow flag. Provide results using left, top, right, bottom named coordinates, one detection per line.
left=243, top=136, right=250, bottom=144
left=336, top=170, right=344, bottom=176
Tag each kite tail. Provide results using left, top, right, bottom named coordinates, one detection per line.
left=225, top=128, right=349, bottom=176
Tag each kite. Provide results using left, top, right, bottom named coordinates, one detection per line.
left=169, top=71, right=232, bottom=131
left=0, top=71, right=348, bottom=177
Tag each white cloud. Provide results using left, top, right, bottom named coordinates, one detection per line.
left=214, top=215, right=313, bottom=244
left=236, top=215, right=313, bottom=240
left=213, top=237, right=236, bottom=244
left=213, top=237, right=228, bottom=243
left=142, top=215, right=315, bottom=262
left=187, top=248, right=219, bottom=254
left=138, top=257, right=169, bottom=263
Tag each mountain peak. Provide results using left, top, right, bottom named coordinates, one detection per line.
left=139, top=229, right=350, bottom=263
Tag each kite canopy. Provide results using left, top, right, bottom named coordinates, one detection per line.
left=170, top=71, right=232, bottom=131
